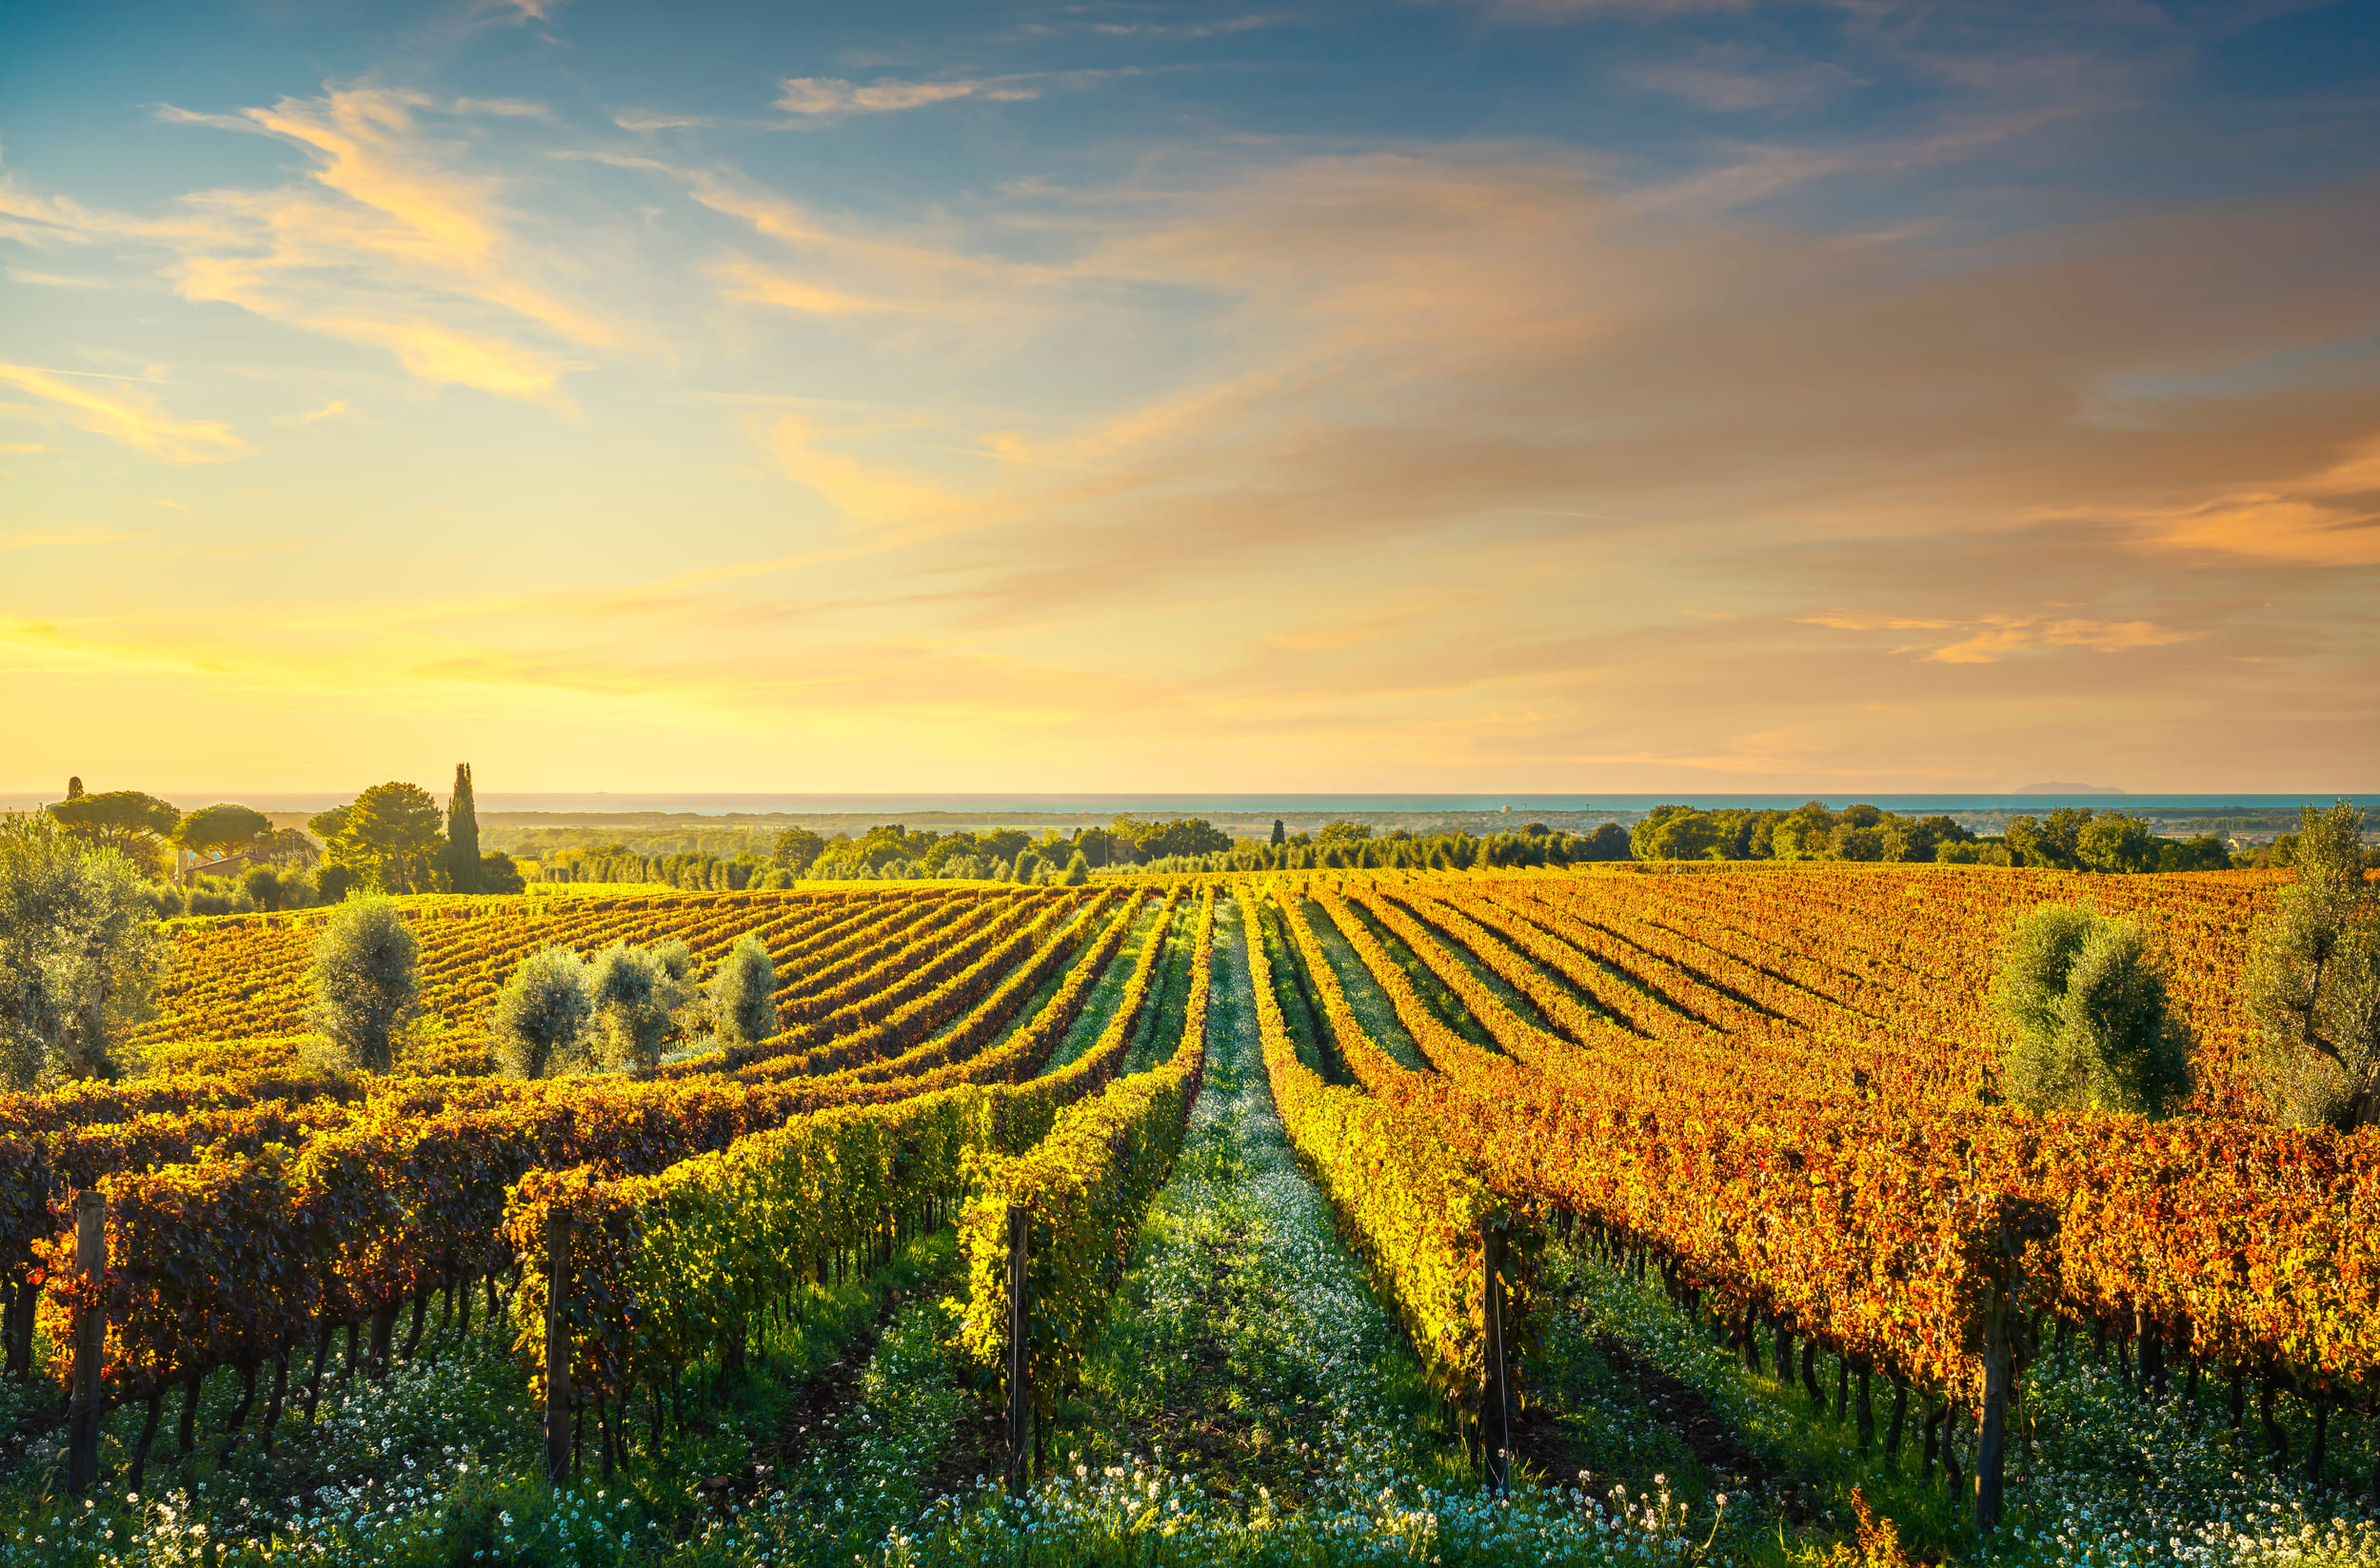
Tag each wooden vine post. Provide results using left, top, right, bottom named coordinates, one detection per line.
left=543, top=1210, right=573, bottom=1488
left=1975, top=1294, right=2011, bottom=1530
left=67, top=1190, right=105, bottom=1496
left=1974, top=1196, right=2051, bottom=1533
left=1481, top=1221, right=1512, bottom=1494
left=1005, top=1204, right=1030, bottom=1496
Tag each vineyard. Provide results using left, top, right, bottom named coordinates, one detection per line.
left=1, top=863, right=2372, bottom=1568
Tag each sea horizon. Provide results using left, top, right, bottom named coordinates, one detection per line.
left=6, top=790, right=2370, bottom=819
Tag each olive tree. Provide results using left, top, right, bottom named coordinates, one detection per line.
left=489, top=945, right=593, bottom=1080
left=708, top=933, right=781, bottom=1051
left=2248, top=801, right=2380, bottom=1129
left=1993, top=903, right=2193, bottom=1118
left=0, top=812, right=163, bottom=1088
left=305, top=891, right=421, bottom=1072
left=589, top=942, right=685, bottom=1076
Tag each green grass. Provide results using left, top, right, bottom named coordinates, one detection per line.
left=1379, top=889, right=1578, bottom=1039
left=1122, top=894, right=1200, bottom=1074
left=0, top=1231, right=956, bottom=1567
left=1332, top=896, right=1502, bottom=1052
left=1251, top=898, right=1333, bottom=1080
left=1292, top=897, right=1430, bottom=1071
left=1533, top=1235, right=2380, bottom=1568
left=916, top=902, right=1107, bottom=1062
left=1043, top=895, right=1167, bottom=1071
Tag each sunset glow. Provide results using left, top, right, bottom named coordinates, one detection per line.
left=4, top=0, right=2374, bottom=793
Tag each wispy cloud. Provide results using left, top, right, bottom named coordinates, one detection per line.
left=2, top=530, right=151, bottom=550
left=1794, top=611, right=1954, bottom=632
left=1922, top=615, right=2200, bottom=665
left=0, top=363, right=249, bottom=462
left=765, top=413, right=964, bottom=526
left=141, top=87, right=613, bottom=400
left=773, top=76, right=1041, bottom=117
left=1080, top=13, right=1288, bottom=39
left=2066, top=432, right=2380, bottom=566
left=479, top=0, right=565, bottom=22
left=1630, top=45, right=1851, bottom=112
left=712, top=259, right=913, bottom=317
left=6, top=266, right=109, bottom=288
left=611, top=109, right=715, bottom=132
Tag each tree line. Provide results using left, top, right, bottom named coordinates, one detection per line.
left=1630, top=801, right=2239, bottom=872
left=45, top=779, right=318, bottom=916
left=32, top=765, right=526, bottom=916
left=304, top=766, right=524, bottom=898
left=1121, top=819, right=1633, bottom=876
left=537, top=817, right=1240, bottom=889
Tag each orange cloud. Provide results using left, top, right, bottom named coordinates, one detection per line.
left=2092, top=432, right=2380, bottom=566
left=1923, top=616, right=2198, bottom=665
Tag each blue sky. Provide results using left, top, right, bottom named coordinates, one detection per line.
left=2, top=0, right=2375, bottom=793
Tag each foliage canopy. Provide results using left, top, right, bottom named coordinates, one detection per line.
left=305, top=890, right=421, bottom=1072
left=2248, top=800, right=2380, bottom=1129
left=0, top=812, right=162, bottom=1088
left=1993, top=902, right=2193, bottom=1118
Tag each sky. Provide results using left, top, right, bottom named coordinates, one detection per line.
left=2, top=0, right=2375, bottom=797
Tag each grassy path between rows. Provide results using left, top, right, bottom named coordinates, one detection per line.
left=883, top=897, right=1728, bottom=1565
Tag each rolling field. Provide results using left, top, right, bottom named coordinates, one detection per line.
left=1, top=863, right=2370, bottom=1568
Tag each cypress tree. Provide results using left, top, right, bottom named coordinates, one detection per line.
left=1271, top=818, right=1286, bottom=846
left=446, top=764, right=482, bottom=893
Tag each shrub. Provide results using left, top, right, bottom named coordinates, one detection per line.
left=305, top=892, right=421, bottom=1073
left=478, top=849, right=526, bottom=894
left=588, top=942, right=684, bottom=1075
left=243, top=864, right=316, bottom=911
left=1062, top=851, right=1090, bottom=886
left=1993, top=903, right=2192, bottom=1118
left=708, top=933, right=780, bottom=1050
left=186, top=875, right=244, bottom=916
left=489, top=945, right=593, bottom=1080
